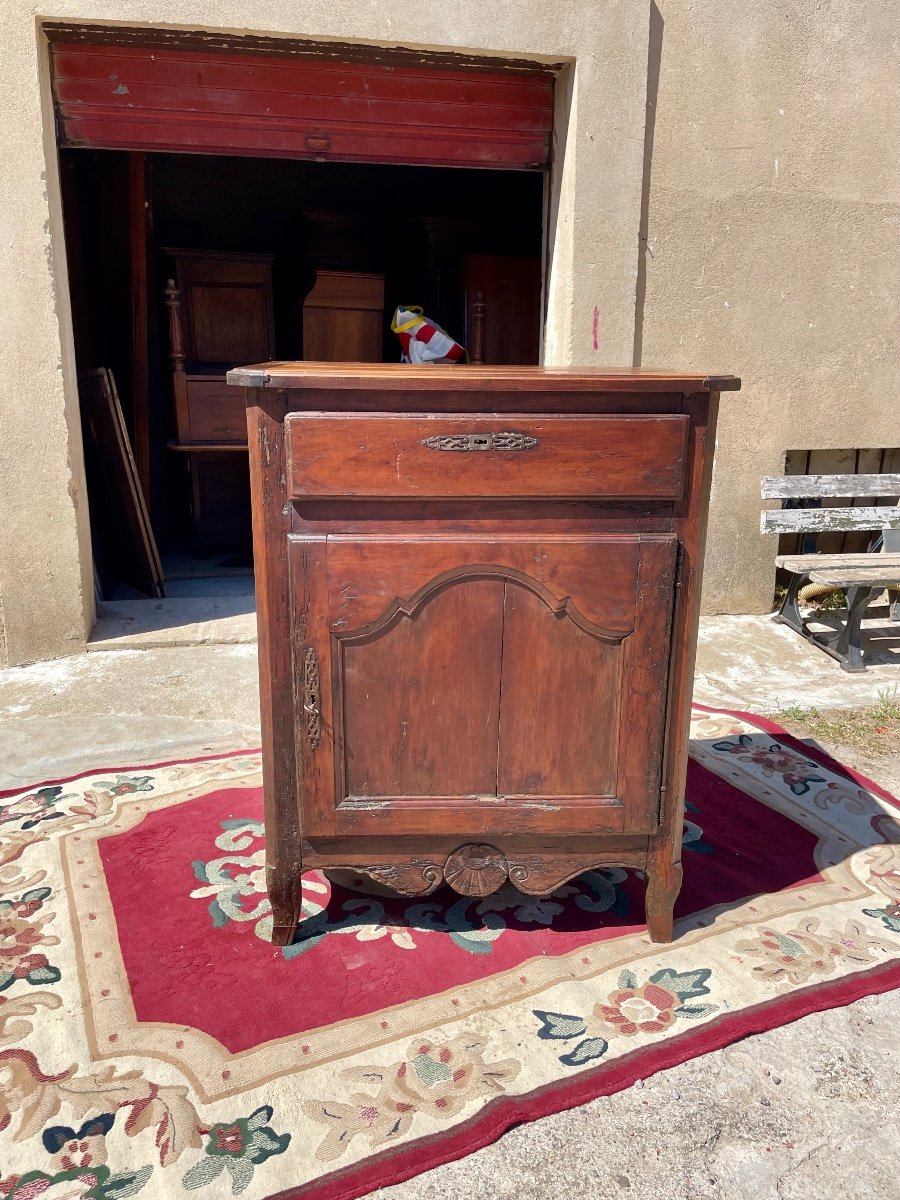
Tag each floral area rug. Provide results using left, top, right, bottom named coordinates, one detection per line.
left=1, top=705, right=898, bottom=1200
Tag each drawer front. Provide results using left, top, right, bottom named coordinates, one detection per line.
left=187, top=380, right=248, bottom=443
left=286, top=412, right=688, bottom=500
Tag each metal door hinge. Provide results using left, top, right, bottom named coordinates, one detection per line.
left=675, top=544, right=685, bottom=588
left=658, top=784, right=669, bottom=822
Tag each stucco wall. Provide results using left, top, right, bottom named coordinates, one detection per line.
left=1, top=2, right=897, bottom=663
left=0, top=2, right=650, bottom=666
left=639, top=0, right=900, bottom=612
left=0, top=14, right=94, bottom=667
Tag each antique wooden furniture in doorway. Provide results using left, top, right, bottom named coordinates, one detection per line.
left=302, top=270, right=385, bottom=362
left=464, top=254, right=541, bottom=364
left=228, top=363, right=740, bottom=945
left=165, top=249, right=276, bottom=544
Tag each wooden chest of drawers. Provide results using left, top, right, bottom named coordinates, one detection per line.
left=227, top=363, right=740, bottom=945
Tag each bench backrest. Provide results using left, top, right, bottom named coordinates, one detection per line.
left=760, top=473, right=900, bottom=535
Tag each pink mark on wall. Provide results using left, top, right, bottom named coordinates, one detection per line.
left=592, top=305, right=600, bottom=352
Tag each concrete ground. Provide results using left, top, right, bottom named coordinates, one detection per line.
left=694, top=604, right=900, bottom=713
left=1, top=611, right=898, bottom=1199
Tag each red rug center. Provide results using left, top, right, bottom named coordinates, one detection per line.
left=99, top=760, right=820, bottom=1053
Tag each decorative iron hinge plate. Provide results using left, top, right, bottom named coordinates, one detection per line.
left=303, top=646, right=321, bottom=751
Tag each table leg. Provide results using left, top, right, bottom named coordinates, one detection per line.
left=814, top=585, right=874, bottom=673
left=772, top=572, right=807, bottom=635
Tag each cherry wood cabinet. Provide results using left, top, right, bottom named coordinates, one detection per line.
left=228, top=363, right=740, bottom=946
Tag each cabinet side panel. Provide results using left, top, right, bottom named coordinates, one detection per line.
left=246, top=387, right=300, bottom=935
left=652, top=393, right=719, bottom=879
left=303, top=309, right=384, bottom=363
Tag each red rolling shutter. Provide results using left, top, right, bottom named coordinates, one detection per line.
left=52, top=43, right=554, bottom=170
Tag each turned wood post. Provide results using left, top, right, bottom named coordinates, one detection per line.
left=164, top=278, right=186, bottom=375
left=470, top=290, right=486, bottom=365
left=164, top=278, right=190, bottom=441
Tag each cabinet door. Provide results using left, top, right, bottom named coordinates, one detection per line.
left=464, top=253, right=542, bottom=364
left=290, top=533, right=677, bottom=839
left=168, top=252, right=276, bottom=367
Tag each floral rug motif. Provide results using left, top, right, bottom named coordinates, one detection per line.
left=0, top=706, right=898, bottom=1200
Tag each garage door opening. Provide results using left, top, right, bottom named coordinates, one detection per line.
left=51, top=34, right=555, bottom=645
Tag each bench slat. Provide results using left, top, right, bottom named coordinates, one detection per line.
left=762, top=473, right=900, bottom=499
left=808, top=568, right=900, bottom=587
left=761, top=507, right=900, bottom=534
left=777, top=552, right=900, bottom=572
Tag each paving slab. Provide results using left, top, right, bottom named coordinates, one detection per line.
left=0, top=645, right=261, bottom=788
left=694, top=611, right=900, bottom=712
left=89, top=599, right=258, bottom=651
left=163, top=576, right=257, bottom=598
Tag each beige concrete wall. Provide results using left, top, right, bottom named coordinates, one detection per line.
left=0, top=2, right=650, bottom=666
left=2, top=2, right=897, bottom=662
left=0, top=12, right=95, bottom=666
left=639, top=0, right=900, bottom=613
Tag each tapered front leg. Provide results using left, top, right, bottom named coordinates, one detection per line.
left=644, top=855, right=683, bottom=943
left=268, top=864, right=301, bottom=947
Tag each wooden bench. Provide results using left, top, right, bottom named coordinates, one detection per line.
left=761, top=473, right=900, bottom=672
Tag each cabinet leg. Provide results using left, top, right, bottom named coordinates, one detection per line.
left=268, top=865, right=301, bottom=947
left=644, top=857, right=683, bottom=943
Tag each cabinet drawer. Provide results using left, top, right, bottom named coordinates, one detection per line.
left=286, top=412, right=689, bottom=500
left=187, top=380, right=247, bottom=443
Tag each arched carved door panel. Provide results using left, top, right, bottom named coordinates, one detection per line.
left=288, top=533, right=677, bottom=839
left=496, top=581, right=621, bottom=798
left=343, top=576, right=506, bottom=799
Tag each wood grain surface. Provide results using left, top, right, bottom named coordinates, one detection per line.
left=240, top=368, right=729, bottom=944
left=286, top=412, right=689, bottom=499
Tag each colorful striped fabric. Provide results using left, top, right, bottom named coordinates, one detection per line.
left=391, top=306, right=465, bottom=363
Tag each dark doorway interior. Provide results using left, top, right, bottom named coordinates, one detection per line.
left=60, top=149, right=545, bottom=600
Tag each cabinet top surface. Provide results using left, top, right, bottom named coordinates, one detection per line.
left=225, top=362, right=741, bottom=392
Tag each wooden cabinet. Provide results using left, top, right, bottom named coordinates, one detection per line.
left=405, top=217, right=543, bottom=361
left=165, top=249, right=276, bottom=544
left=464, top=253, right=542, bottom=364
left=228, top=363, right=740, bottom=946
left=302, top=270, right=385, bottom=363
